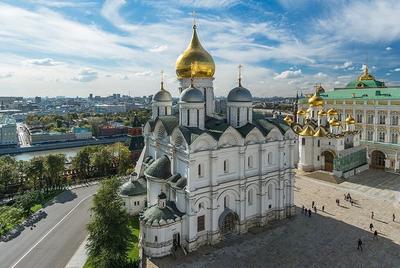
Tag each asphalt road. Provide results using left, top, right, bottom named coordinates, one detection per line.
left=0, top=184, right=98, bottom=268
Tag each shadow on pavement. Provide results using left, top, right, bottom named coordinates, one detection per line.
left=44, top=190, right=78, bottom=208
left=148, top=206, right=400, bottom=268
left=345, top=169, right=400, bottom=192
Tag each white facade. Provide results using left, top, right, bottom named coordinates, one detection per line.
left=121, top=194, right=147, bottom=216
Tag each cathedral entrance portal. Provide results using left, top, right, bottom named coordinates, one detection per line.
left=218, top=209, right=239, bottom=235
left=371, top=150, right=386, bottom=169
left=322, top=151, right=334, bottom=172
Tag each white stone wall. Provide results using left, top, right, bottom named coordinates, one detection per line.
left=121, top=194, right=146, bottom=215
left=151, top=101, right=172, bottom=119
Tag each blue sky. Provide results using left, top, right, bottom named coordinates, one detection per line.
left=0, top=0, right=400, bottom=97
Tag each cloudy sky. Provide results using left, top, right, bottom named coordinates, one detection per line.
left=0, top=0, right=400, bottom=98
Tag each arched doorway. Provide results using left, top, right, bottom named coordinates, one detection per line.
left=371, top=150, right=386, bottom=169
left=322, top=151, right=334, bottom=172
left=218, top=209, right=239, bottom=235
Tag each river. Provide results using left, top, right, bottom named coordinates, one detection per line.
left=14, top=147, right=85, bottom=161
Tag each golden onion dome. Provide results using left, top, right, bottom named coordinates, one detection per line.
left=297, top=109, right=306, bottom=115
left=318, top=110, right=327, bottom=116
left=284, top=115, right=293, bottom=125
left=314, top=127, right=327, bottom=137
left=327, top=109, right=338, bottom=116
left=176, top=25, right=215, bottom=78
left=345, top=115, right=356, bottom=124
left=299, top=125, right=315, bottom=136
left=329, top=118, right=340, bottom=126
left=357, top=65, right=375, bottom=81
left=308, top=93, right=324, bottom=107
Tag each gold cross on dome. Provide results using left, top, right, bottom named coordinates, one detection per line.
left=192, top=11, right=197, bottom=28
left=238, top=64, right=243, bottom=86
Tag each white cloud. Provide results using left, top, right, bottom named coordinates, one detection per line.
left=314, top=72, right=327, bottom=78
left=0, top=72, right=13, bottom=79
left=334, top=61, right=352, bottom=69
left=149, top=45, right=168, bottom=53
left=274, top=69, right=302, bottom=80
left=72, top=68, right=98, bottom=82
left=394, top=68, right=400, bottom=72
left=28, top=0, right=96, bottom=8
left=25, top=58, right=62, bottom=66
left=386, top=46, right=393, bottom=51
left=319, top=1, right=400, bottom=43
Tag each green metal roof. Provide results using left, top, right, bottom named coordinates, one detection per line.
left=140, top=201, right=184, bottom=223
left=345, top=79, right=385, bottom=89
left=120, top=177, right=147, bottom=197
left=144, top=155, right=172, bottom=180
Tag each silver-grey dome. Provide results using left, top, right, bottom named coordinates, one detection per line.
left=153, top=89, right=172, bottom=102
left=180, top=86, right=204, bottom=103
left=227, top=86, right=252, bottom=102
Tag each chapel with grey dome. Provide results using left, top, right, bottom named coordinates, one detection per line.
left=121, top=21, right=297, bottom=258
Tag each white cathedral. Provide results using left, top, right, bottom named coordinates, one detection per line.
left=121, top=22, right=297, bottom=258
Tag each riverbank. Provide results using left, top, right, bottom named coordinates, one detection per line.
left=0, top=136, right=127, bottom=157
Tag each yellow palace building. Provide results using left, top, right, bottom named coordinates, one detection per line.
left=297, top=66, right=400, bottom=173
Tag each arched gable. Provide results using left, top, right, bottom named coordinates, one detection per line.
left=170, top=128, right=188, bottom=150
left=266, top=127, right=283, bottom=141
left=190, top=132, right=217, bottom=152
left=143, top=121, right=152, bottom=135
left=245, top=127, right=264, bottom=144
left=153, top=120, right=167, bottom=141
left=218, top=126, right=244, bottom=148
left=284, top=128, right=296, bottom=140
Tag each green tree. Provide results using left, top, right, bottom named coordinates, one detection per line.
left=0, top=156, right=19, bottom=196
left=86, top=178, right=132, bottom=268
left=91, top=147, right=113, bottom=177
left=109, top=143, right=132, bottom=175
left=72, top=147, right=93, bottom=182
left=45, top=154, right=66, bottom=190
left=26, top=157, right=46, bottom=190
left=14, top=190, right=42, bottom=216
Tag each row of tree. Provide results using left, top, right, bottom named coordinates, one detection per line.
left=0, top=143, right=133, bottom=198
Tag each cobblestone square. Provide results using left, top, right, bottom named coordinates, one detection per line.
left=148, top=170, right=400, bottom=268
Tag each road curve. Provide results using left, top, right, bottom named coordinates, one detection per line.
left=0, top=185, right=98, bottom=268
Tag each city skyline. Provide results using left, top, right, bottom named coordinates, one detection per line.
left=0, top=0, right=400, bottom=97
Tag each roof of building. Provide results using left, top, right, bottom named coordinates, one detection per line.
left=153, top=87, right=172, bottom=102
left=119, top=177, right=147, bottom=197
left=140, top=201, right=184, bottom=225
left=227, top=86, right=252, bottom=102
left=180, top=85, right=204, bottom=103
left=144, top=155, right=172, bottom=180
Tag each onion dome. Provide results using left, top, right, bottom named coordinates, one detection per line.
left=144, top=155, right=172, bottom=180
left=298, top=125, right=315, bottom=136
left=153, top=81, right=172, bottom=102
left=284, top=115, right=293, bottom=125
left=308, top=92, right=324, bottom=107
left=329, top=118, right=341, bottom=126
left=357, top=65, right=375, bottom=81
left=176, top=24, right=215, bottom=78
left=297, top=109, right=306, bottom=116
left=180, top=82, right=204, bottom=103
left=119, top=177, right=147, bottom=197
left=327, top=109, right=338, bottom=116
left=313, top=127, right=327, bottom=137
left=227, top=86, right=252, bottom=102
left=345, top=115, right=356, bottom=124
left=318, top=110, right=327, bottom=116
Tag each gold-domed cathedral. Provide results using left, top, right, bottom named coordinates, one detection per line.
left=176, top=23, right=216, bottom=116
left=285, top=86, right=368, bottom=178
left=120, top=17, right=297, bottom=259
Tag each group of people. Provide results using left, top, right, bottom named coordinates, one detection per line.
left=302, top=201, right=324, bottom=217
left=344, top=193, right=355, bottom=206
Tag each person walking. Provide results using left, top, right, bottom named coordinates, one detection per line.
left=302, top=205, right=305, bottom=214
left=314, top=206, right=317, bottom=213
left=374, top=230, right=378, bottom=240
left=393, top=213, right=396, bottom=222
left=312, top=201, right=315, bottom=208
left=371, top=211, right=374, bottom=219
left=308, top=209, right=312, bottom=217
left=357, top=238, right=363, bottom=251
left=322, top=205, right=325, bottom=212
left=369, top=223, right=374, bottom=231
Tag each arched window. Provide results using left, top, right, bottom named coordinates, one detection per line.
left=247, top=108, right=249, bottom=122
left=237, top=108, right=240, bottom=126
left=247, top=189, right=253, bottom=205
left=157, top=107, right=160, bottom=117
left=247, top=155, right=253, bottom=168
left=198, top=164, right=203, bottom=177
left=223, top=160, right=228, bottom=173
left=379, top=131, right=385, bottom=142
left=224, top=195, right=229, bottom=208
left=267, top=152, right=273, bottom=165
left=197, top=109, right=200, bottom=127
left=187, top=109, right=190, bottom=126
left=164, top=106, right=167, bottom=115
left=391, top=132, right=398, bottom=144
left=198, top=202, right=204, bottom=210
left=267, top=184, right=272, bottom=200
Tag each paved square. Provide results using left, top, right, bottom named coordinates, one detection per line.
left=148, top=170, right=400, bottom=268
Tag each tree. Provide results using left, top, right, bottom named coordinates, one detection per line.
left=71, top=147, right=93, bottom=182
left=0, top=156, right=19, bottom=196
left=14, top=191, right=41, bottom=216
left=86, top=178, right=132, bottom=268
left=26, top=157, right=45, bottom=190
left=108, top=143, right=132, bottom=175
left=45, top=154, right=66, bottom=190
left=91, top=147, right=113, bottom=177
